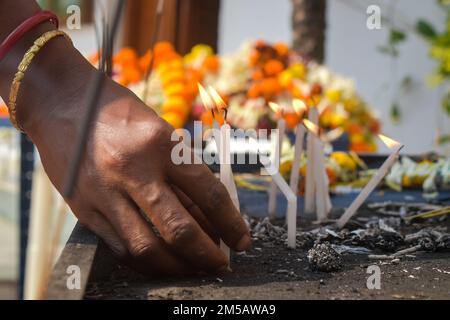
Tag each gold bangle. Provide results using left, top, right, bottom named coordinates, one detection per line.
left=8, top=30, right=72, bottom=132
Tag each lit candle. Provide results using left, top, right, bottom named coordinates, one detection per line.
left=198, top=84, right=231, bottom=260
left=268, top=102, right=285, bottom=219
left=303, top=118, right=332, bottom=221
left=336, top=134, right=404, bottom=228
left=208, top=86, right=240, bottom=211
left=304, top=107, right=318, bottom=215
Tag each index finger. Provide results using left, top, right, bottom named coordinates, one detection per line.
left=169, top=162, right=251, bottom=252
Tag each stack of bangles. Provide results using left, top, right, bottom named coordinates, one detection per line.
left=0, top=10, right=73, bottom=132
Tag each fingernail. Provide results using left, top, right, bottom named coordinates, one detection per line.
left=236, top=234, right=251, bottom=252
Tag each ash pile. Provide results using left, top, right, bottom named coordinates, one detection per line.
left=246, top=202, right=450, bottom=272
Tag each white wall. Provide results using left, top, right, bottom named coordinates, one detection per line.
left=218, top=0, right=449, bottom=154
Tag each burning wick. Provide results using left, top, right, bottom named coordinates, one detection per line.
left=267, top=102, right=286, bottom=219
left=337, top=134, right=404, bottom=228
left=208, top=86, right=228, bottom=123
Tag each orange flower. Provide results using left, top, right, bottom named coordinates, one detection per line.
left=264, top=59, right=284, bottom=76
left=274, top=42, right=289, bottom=56
left=154, top=42, right=174, bottom=57
left=114, top=47, right=138, bottom=65
left=260, top=77, right=281, bottom=96
left=347, top=123, right=363, bottom=135
left=350, top=141, right=376, bottom=153
left=249, top=51, right=260, bottom=66
left=122, top=67, right=142, bottom=84
left=368, top=118, right=381, bottom=134
left=201, top=110, right=214, bottom=126
left=247, top=83, right=261, bottom=98
left=283, top=112, right=300, bottom=129
left=202, top=56, right=220, bottom=72
left=252, top=70, right=264, bottom=81
left=138, top=50, right=152, bottom=73
left=326, top=166, right=337, bottom=185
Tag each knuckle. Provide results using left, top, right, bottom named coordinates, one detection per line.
left=141, top=186, right=165, bottom=209
left=142, top=121, right=172, bottom=147
left=165, top=215, right=196, bottom=247
left=128, top=236, right=156, bottom=258
left=99, top=149, right=130, bottom=171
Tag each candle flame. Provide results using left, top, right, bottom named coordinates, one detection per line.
left=378, top=134, right=402, bottom=149
left=269, top=102, right=282, bottom=115
left=208, top=86, right=227, bottom=111
left=292, top=99, right=307, bottom=116
left=323, top=127, right=344, bottom=143
left=198, top=83, right=214, bottom=110
left=303, top=119, right=319, bottom=135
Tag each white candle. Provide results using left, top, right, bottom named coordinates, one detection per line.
left=253, top=138, right=297, bottom=248
left=289, top=125, right=305, bottom=195
left=220, top=124, right=240, bottom=210
left=313, top=137, right=329, bottom=221
left=304, top=108, right=318, bottom=214
left=337, top=134, right=403, bottom=228
left=289, top=100, right=307, bottom=196
left=272, top=172, right=297, bottom=248
left=268, top=102, right=285, bottom=219
left=288, top=125, right=304, bottom=225
left=303, top=116, right=333, bottom=222
left=24, top=164, right=54, bottom=300
left=207, top=85, right=242, bottom=259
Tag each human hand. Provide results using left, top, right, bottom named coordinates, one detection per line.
left=7, top=36, right=251, bottom=277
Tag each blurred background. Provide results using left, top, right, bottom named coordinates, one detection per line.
left=0, top=0, right=448, bottom=299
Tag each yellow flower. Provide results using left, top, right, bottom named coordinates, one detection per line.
left=280, top=160, right=293, bottom=176
left=330, top=113, right=346, bottom=127
left=162, top=112, right=184, bottom=129
left=330, top=152, right=357, bottom=171
left=191, top=44, right=213, bottom=57
left=343, top=97, right=360, bottom=113
left=278, top=70, right=293, bottom=88
left=325, top=89, right=341, bottom=103
left=165, top=83, right=186, bottom=97
left=289, top=63, right=306, bottom=79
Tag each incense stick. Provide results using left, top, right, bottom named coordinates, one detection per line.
left=404, top=206, right=450, bottom=222
left=63, top=0, right=125, bottom=198
left=142, top=0, right=165, bottom=102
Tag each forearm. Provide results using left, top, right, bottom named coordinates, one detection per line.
left=0, top=0, right=97, bottom=137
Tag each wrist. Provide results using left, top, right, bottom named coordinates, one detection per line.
left=0, top=23, right=97, bottom=136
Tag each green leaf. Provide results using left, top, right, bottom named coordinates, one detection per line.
left=442, top=93, right=450, bottom=115
left=377, top=45, right=398, bottom=57
left=389, top=29, right=407, bottom=45
left=416, top=20, right=438, bottom=40
left=390, top=103, right=401, bottom=123
left=437, top=134, right=450, bottom=145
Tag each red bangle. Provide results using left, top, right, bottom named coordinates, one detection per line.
left=0, top=10, right=59, bottom=62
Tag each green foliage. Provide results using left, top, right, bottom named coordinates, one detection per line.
left=416, top=20, right=438, bottom=40
left=378, top=29, right=407, bottom=57
left=390, top=102, right=401, bottom=124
